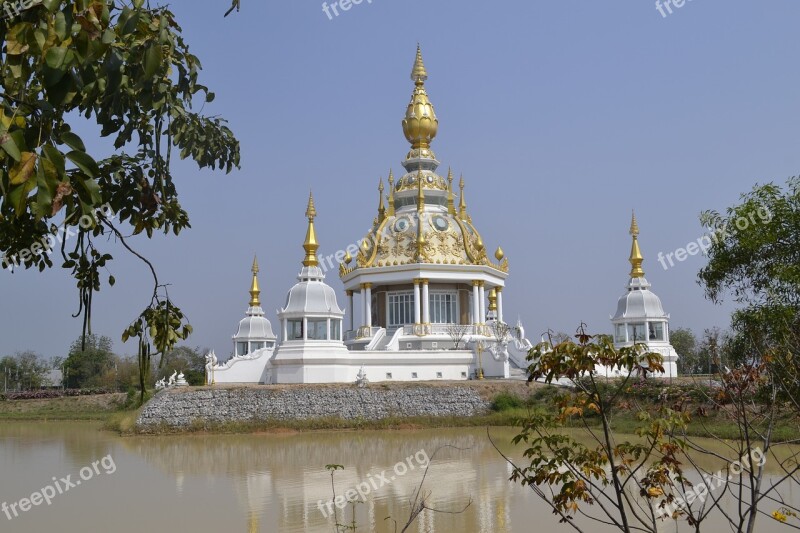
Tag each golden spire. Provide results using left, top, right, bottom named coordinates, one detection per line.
left=302, top=191, right=319, bottom=267
left=249, top=255, right=261, bottom=307
left=377, top=177, right=386, bottom=222
left=447, top=167, right=456, bottom=215
left=411, top=44, right=428, bottom=83
left=488, top=288, right=497, bottom=312
left=629, top=210, right=644, bottom=278
left=402, top=45, right=438, bottom=149
left=387, top=169, right=395, bottom=216
left=458, top=175, right=467, bottom=218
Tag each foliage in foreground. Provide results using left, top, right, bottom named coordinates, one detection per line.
left=496, top=326, right=800, bottom=533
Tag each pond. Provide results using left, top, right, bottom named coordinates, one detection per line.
left=0, top=422, right=795, bottom=532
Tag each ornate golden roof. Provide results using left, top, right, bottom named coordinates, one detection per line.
left=340, top=47, right=508, bottom=278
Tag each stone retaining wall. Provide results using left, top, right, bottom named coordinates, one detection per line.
left=136, top=385, right=491, bottom=428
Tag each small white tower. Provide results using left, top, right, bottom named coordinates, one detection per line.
left=272, top=192, right=350, bottom=383
left=611, top=212, right=679, bottom=378
left=231, top=256, right=277, bottom=357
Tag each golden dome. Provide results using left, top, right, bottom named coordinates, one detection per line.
left=402, top=45, right=438, bottom=149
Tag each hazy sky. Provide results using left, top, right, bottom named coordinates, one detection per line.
left=3, top=0, right=800, bottom=360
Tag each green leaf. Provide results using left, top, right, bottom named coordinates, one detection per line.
left=45, top=46, right=72, bottom=70
left=66, top=150, right=100, bottom=178
left=143, top=44, right=163, bottom=80
left=0, top=131, right=22, bottom=162
left=60, top=131, right=86, bottom=152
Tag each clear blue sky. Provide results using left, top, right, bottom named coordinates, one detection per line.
left=3, top=0, right=800, bottom=360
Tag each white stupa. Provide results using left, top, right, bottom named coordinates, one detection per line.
left=610, top=213, right=679, bottom=378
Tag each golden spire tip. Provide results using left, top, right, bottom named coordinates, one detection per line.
left=411, top=44, right=428, bottom=83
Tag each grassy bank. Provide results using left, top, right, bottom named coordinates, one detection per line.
left=5, top=382, right=799, bottom=442
left=0, top=393, right=128, bottom=421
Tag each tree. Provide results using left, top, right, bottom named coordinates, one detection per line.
left=446, top=323, right=470, bottom=349
left=157, top=346, right=206, bottom=385
left=0, top=1, right=240, bottom=403
left=0, top=351, right=49, bottom=390
left=671, top=327, right=699, bottom=374
left=64, top=334, right=113, bottom=388
left=499, top=325, right=800, bottom=533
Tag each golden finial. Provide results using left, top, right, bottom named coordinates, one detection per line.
left=302, top=191, right=319, bottom=267
left=629, top=210, right=644, bottom=278
left=387, top=169, right=395, bottom=216
left=344, top=250, right=352, bottom=264
left=403, top=45, right=438, bottom=149
left=495, top=246, right=505, bottom=261
left=458, top=175, right=467, bottom=218
left=446, top=167, right=455, bottom=215
left=249, top=255, right=261, bottom=307
left=488, top=288, right=497, bottom=312
left=378, top=178, right=386, bottom=222
left=411, top=44, right=428, bottom=83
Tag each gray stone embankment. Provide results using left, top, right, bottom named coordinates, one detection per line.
left=135, top=384, right=492, bottom=429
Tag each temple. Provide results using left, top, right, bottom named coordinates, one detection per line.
left=205, top=47, right=678, bottom=385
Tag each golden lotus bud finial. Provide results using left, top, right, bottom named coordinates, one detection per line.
left=402, top=45, right=438, bottom=149
left=629, top=210, right=644, bottom=278
left=458, top=175, right=467, bottom=217
left=495, top=246, right=505, bottom=261
left=249, top=254, right=261, bottom=307
left=344, top=250, right=352, bottom=264
left=302, top=191, right=319, bottom=267
left=378, top=177, right=386, bottom=222
left=387, top=169, right=395, bottom=216
left=447, top=167, right=455, bottom=215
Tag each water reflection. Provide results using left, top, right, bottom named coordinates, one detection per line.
left=0, top=422, right=796, bottom=532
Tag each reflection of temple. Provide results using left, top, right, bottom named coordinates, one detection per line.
left=120, top=429, right=528, bottom=533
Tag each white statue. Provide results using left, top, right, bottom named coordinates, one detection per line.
left=205, top=351, right=218, bottom=368
left=175, top=372, right=188, bottom=386
left=356, top=366, right=369, bottom=388
left=155, top=378, right=166, bottom=390
left=168, top=370, right=177, bottom=386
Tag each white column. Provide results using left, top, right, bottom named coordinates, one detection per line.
left=422, top=279, right=430, bottom=324
left=496, top=287, right=504, bottom=323
left=479, top=282, right=486, bottom=324
left=303, top=318, right=308, bottom=340
left=347, top=291, right=354, bottom=331
left=413, top=279, right=421, bottom=325
left=364, top=284, right=373, bottom=328
left=472, top=281, right=480, bottom=325
left=282, top=320, right=288, bottom=342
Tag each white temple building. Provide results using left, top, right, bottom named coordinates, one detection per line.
left=610, top=213, right=679, bottom=378
left=205, top=47, right=678, bottom=385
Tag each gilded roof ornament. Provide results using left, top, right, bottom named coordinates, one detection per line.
left=495, top=246, right=505, bottom=261
left=402, top=45, right=438, bottom=149
left=377, top=178, right=386, bottom=222
left=629, top=210, right=645, bottom=278
left=387, top=169, right=395, bottom=216
left=458, top=175, right=467, bottom=218
left=302, top=191, right=319, bottom=267
left=411, top=44, right=428, bottom=83
left=447, top=167, right=456, bottom=215
left=488, top=288, right=497, bottom=312
left=249, top=254, right=261, bottom=307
